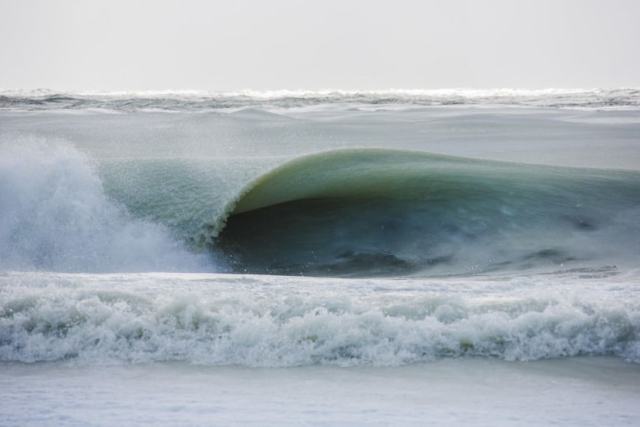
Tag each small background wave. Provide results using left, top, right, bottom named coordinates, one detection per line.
left=1, top=88, right=640, bottom=112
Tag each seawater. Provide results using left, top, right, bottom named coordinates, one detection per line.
left=1, top=91, right=640, bottom=425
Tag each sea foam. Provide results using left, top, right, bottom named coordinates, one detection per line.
left=1, top=271, right=638, bottom=366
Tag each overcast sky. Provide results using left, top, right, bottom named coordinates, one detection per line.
left=1, top=0, right=639, bottom=91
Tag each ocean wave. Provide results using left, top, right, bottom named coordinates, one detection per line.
left=1, top=88, right=639, bottom=112
left=214, top=149, right=640, bottom=276
left=1, top=141, right=639, bottom=276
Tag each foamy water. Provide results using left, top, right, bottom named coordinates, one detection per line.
left=2, top=270, right=639, bottom=366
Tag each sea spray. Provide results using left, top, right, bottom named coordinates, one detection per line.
left=0, top=139, right=213, bottom=272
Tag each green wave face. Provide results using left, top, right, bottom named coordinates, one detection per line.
left=215, top=149, right=640, bottom=276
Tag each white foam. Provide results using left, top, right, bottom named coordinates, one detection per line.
left=0, top=138, right=213, bottom=272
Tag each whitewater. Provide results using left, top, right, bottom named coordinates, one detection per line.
left=1, top=89, right=640, bottom=426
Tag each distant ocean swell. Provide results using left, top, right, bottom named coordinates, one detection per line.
left=1, top=88, right=640, bottom=112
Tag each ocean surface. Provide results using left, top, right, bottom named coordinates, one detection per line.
left=1, top=89, right=640, bottom=425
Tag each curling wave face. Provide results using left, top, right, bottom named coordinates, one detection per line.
left=215, top=150, right=640, bottom=276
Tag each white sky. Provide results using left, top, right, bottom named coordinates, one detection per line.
left=1, top=0, right=639, bottom=91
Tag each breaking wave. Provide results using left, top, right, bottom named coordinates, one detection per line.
left=1, top=272, right=638, bottom=366
left=1, top=140, right=639, bottom=276
left=0, top=139, right=213, bottom=272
